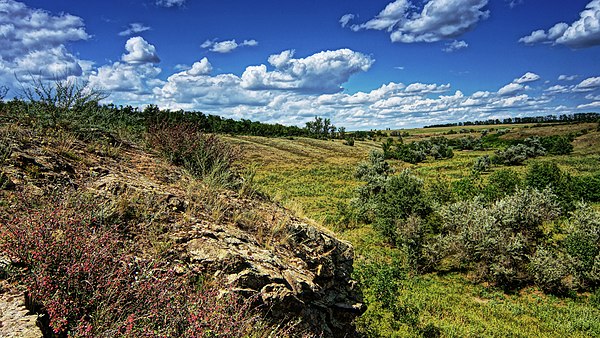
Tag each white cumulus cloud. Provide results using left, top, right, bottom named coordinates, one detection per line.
left=240, top=49, right=374, bottom=94
left=558, top=74, right=578, bottom=81
left=186, top=58, right=213, bottom=76
left=519, top=0, right=600, bottom=48
left=575, top=76, right=600, bottom=91
left=121, top=37, right=160, bottom=64
left=498, top=83, right=526, bottom=96
left=0, top=0, right=90, bottom=86
left=350, top=0, right=489, bottom=44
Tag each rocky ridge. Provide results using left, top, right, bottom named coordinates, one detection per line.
left=0, top=125, right=364, bottom=337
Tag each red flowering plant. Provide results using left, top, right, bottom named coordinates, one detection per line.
left=0, top=194, right=261, bottom=337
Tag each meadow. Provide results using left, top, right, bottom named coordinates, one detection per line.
left=231, top=122, right=600, bottom=337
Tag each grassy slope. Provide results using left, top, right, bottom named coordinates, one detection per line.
left=231, top=123, right=600, bottom=337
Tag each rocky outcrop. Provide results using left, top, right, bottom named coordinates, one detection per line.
left=0, top=126, right=364, bottom=337
left=174, top=219, right=364, bottom=337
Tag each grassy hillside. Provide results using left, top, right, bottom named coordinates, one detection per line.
left=232, top=123, right=600, bottom=222
left=233, top=122, right=600, bottom=337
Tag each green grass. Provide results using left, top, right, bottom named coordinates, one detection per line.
left=397, top=274, right=600, bottom=337
left=230, top=124, right=600, bottom=338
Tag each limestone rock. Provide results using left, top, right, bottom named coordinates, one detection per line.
left=0, top=283, right=42, bottom=338
left=180, top=220, right=364, bottom=337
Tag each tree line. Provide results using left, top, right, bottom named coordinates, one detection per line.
left=425, top=112, right=600, bottom=128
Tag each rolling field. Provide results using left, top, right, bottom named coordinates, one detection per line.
left=230, top=122, right=600, bottom=337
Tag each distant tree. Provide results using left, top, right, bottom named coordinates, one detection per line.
left=338, top=126, right=346, bottom=139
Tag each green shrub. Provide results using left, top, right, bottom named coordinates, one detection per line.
left=386, top=137, right=453, bottom=164
left=426, top=177, right=456, bottom=206
left=525, top=161, right=577, bottom=211
left=495, top=137, right=546, bottom=165
left=436, top=188, right=561, bottom=287
left=353, top=151, right=392, bottom=223
left=472, top=155, right=491, bottom=173
left=530, top=204, right=600, bottom=293
left=147, top=123, right=239, bottom=186
left=540, top=135, right=574, bottom=155
left=373, top=170, right=431, bottom=245
left=451, top=176, right=483, bottom=201
left=563, top=204, right=600, bottom=288
left=574, top=173, right=600, bottom=202
left=449, top=135, right=483, bottom=150
left=354, top=256, right=420, bottom=336
left=529, top=247, right=574, bottom=294
left=482, top=169, right=521, bottom=202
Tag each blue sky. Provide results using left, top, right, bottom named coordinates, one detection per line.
left=1, top=0, right=599, bottom=129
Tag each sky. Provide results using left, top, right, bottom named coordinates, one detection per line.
left=1, top=0, right=599, bottom=129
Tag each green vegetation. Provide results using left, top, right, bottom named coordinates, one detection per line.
left=232, top=117, right=600, bottom=337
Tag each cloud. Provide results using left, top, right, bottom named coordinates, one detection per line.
left=0, top=0, right=90, bottom=86
left=15, top=46, right=83, bottom=79
left=339, top=14, right=355, bottom=28
left=121, top=37, right=160, bottom=64
left=88, top=38, right=164, bottom=98
left=494, top=72, right=540, bottom=96
left=577, top=101, right=600, bottom=109
left=201, top=39, right=259, bottom=53
left=118, top=23, right=150, bottom=36
left=514, top=72, right=540, bottom=83
left=240, top=49, right=374, bottom=93
left=498, top=83, right=526, bottom=96
left=186, top=57, right=213, bottom=76
left=156, top=0, right=185, bottom=8
left=558, top=74, right=578, bottom=81
left=585, top=93, right=600, bottom=100
left=575, top=76, right=600, bottom=91
left=442, top=40, right=468, bottom=52
left=0, top=0, right=90, bottom=61
left=89, top=62, right=162, bottom=94
left=545, top=85, right=571, bottom=94
left=519, top=30, right=548, bottom=44
left=349, top=0, right=490, bottom=43
left=89, top=46, right=581, bottom=129
left=519, top=1, right=600, bottom=48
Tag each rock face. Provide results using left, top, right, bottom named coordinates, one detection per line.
left=177, top=220, right=364, bottom=337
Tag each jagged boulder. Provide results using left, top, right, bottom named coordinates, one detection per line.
left=174, top=219, right=364, bottom=337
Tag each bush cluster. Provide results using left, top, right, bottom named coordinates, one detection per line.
left=352, top=155, right=600, bottom=292
left=494, top=137, right=546, bottom=165
left=472, top=155, right=491, bottom=173
left=448, top=135, right=483, bottom=150
left=434, top=188, right=561, bottom=287
left=383, top=137, right=453, bottom=164
left=147, top=123, right=239, bottom=186
left=540, top=135, right=574, bottom=155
